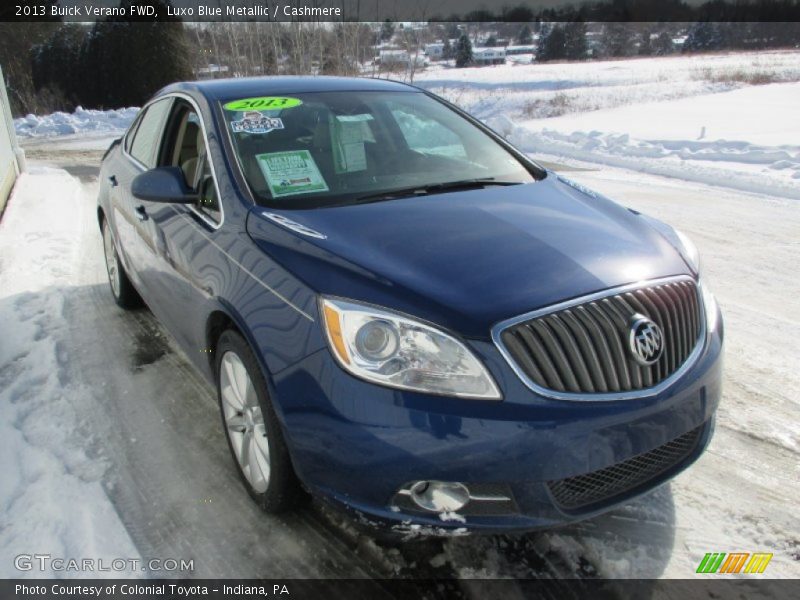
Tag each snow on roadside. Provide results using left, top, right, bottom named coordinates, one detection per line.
left=0, top=168, right=140, bottom=577
left=484, top=82, right=800, bottom=201
left=15, top=106, right=139, bottom=138
left=416, top=51, right=800, bottom=201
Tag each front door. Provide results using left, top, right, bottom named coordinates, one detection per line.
left=128, top=98, right=224, bottom=357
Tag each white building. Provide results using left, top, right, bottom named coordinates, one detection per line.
left=472, top=47, right=506, bottom=66
left=506, top=45, right=536, bottom=55
left=196, top=64, right=230, bottom=80
left=0, top=66, right=23, bottom=213
left=377, top=50, right=428, bottom=68
left=424, top=43, right=445, bottom=59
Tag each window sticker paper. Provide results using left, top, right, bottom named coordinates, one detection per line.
left=256, top=150, right=329, bottom=198
left=331, top=114, right=374, bottom=173
left=223, top=97, right=303, bottom=111
left=336, top=114, right=374, bottom=123
left=230, top=112, right=284, bottom=134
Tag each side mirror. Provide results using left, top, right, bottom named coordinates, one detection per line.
left=131, top=167, right=197, bottom=204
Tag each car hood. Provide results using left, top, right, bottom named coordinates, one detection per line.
left=246, top=174, right=692, bottom=339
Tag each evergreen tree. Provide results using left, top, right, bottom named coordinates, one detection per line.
left=455, top=33, right=473, bottom=68
left=82, top=1, right=192, bottom=108
left=380, top=19, right=395, bottom=42
left=601, top=22, right=635, bottom=57
left=638, top=29, right=652, bottom=55
left=653, top=30, right=675, bottom=55
left=516, top=24, right=533, bottom=45
left=683, top=22, right=725, bottom=53
left=31, top=24, right=86, bottom=108
left=537, top=24, right=567, bottom=62
left=445, top=23, right=461, bottom=40
left=485, top=35, right=498, bottom=47
left=0, top=3, right=60, bottom=115
left=563, top=21, right=587, bottom=60
left=441, top=36, right=453, bottom=60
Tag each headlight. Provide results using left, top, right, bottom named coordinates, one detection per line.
left=699, top=281, right=719, bottom=333
left=675, top=229, right=701, bottom=274
left=320, top=297, right=502, bottom=400
left=675, top=231, right=719, bottom=332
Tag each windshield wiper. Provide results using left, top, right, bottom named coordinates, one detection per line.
left=349, top=178, right=523, bottom=205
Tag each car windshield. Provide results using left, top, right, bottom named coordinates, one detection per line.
left=220, top=90, right=537, bottom=208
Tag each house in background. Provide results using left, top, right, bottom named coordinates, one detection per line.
left=424, top=43, right=445, bottom=60
left=472, top=47, right=506, bottom=66
left=196, top=64, right=231, bottom=80
left=376, top=49, right=428, bottom=69
left=506, top=44, right=537, bottom=55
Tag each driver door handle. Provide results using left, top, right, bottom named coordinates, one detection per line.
left=134, top=205, right=148, bottom=221
left=108, top=175, right=118, bottom=187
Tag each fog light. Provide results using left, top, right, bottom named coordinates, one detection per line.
left=409, top=481, right=470, bottom=512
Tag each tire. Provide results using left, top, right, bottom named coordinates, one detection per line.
left=216, top=329, right=305, bottom=512
left=102, top=217, right=141, bottom=309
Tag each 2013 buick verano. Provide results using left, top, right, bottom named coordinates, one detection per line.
left=97, top=76, right=723, bottom=533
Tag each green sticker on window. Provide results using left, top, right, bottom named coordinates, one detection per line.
left=256, top=150, right=329, bottom=198
left=223, top=97, right=302, bottom=111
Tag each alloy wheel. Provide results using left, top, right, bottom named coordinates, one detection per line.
left=102, top=222, right=121, bottom=298
left=219, top=351, right=271, bottom=493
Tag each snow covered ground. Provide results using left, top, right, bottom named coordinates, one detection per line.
left=2, top=50, right=798, bottom=583
left=0, top=168, right=140, bottom=577
left=416, top=50, right=800, bottom=200
left=14, top=106, right=139, bottom=139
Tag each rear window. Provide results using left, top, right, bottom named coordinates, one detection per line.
left=221, top=91, right=535, bottom=209
left=127, top=98, right=172, bottom=168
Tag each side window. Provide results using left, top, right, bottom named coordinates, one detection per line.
left=389, top=103, right=468, bottom=159
left=129, top=98, right=172, bottom=168
left=123, top=113, right=142, bottom=154
left=162, top=104, right=221, bottom=224
left=195, top=157, right=221, bottom=223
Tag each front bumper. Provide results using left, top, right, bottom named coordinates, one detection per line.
left=271, top=318, right=723, bottom=533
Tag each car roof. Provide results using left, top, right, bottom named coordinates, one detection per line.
left=160, top=76, right=417, bottom=103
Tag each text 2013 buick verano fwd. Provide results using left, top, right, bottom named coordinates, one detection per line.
left=97, top=76, right=723, bottom=533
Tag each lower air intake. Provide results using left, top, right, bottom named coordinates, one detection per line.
left=547, top=426, right=703, bottom=511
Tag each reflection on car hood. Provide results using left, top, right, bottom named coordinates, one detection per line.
left=246, top=175, right=691, bottom=338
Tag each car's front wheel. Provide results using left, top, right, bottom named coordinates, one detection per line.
left=216, top=330, right=304, bottom=512
left=102, top=217, right=140, bottom=309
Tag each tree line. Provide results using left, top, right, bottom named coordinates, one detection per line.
left=0, top=1, right=798, bottom=115
left=431, top=0, right=800, bottom=22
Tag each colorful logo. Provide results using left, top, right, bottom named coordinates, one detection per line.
left=696, top=552, right=773, bottom=574
left=230, top=112, right=284, bottom=135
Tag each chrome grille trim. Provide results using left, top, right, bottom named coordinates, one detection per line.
left=491, top=275, right=706, bottom=401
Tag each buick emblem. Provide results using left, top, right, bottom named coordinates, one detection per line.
left=628, top=315, right=664, bottom=366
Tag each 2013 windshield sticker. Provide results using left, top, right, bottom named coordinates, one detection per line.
left=256, top=150, right=329, bottom=198
left=230, top=112, right=284, bottom=134
left=223, top=97, right=303, bottom=111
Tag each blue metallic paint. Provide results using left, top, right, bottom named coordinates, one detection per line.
left=97, top=77, right=723, bottom=533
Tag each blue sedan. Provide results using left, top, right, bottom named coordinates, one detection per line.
left=97, top=76, right=723, bottom=533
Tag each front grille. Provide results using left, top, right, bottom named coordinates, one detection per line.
left=500, top=279, right=702, bottom=395
left=547, top=426, right=703, bottom=511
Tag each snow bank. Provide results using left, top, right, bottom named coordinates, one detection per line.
left=0, top=168, right=140, bottom=577
left=487, top=82, right=800, bottom=201
left=15, top=106, right=139, bottom=139
left=418, top=51, right=800, bottom=200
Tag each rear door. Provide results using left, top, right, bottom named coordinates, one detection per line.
left=113, top=97, right=173, bottom=291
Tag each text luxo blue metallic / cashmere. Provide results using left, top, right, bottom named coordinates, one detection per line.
left=97, top=76, right=723, bottom=534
